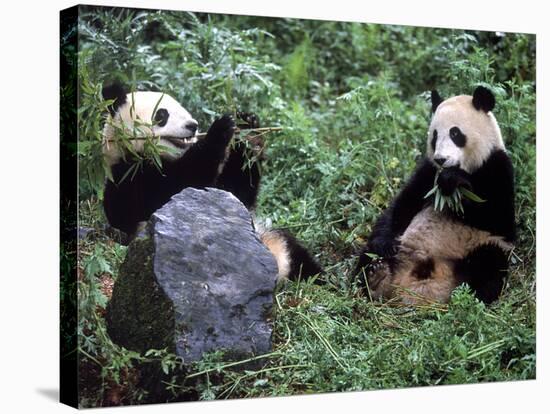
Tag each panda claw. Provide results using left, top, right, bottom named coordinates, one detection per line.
left=365, top=258, right=385, bottom=275
left=236, top=111, right=260, bottom=129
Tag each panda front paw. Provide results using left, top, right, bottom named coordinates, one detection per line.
left=436, top=167, right=472, bottom=197
left=236, top=111, right=260, bottom=129
left=206, top=114, right=235, bottom=146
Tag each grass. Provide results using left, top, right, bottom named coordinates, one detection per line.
left=66, top=6, right=536, bottom=407
left=192, top=284, right=534, bottom=399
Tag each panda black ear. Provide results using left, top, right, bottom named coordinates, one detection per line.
left=472, top=86, right=495, bottom=112
left=102, top=82, right=128, bottom=117
left=431, top=90, right=443, bottom=113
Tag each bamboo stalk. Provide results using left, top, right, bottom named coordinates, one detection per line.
left=105, top=127, right=283, bottom=143
left=197, top=126, right=283, bottom=139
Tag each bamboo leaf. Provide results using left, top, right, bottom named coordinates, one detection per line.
left=452, top=190, right=459, bottom=205
left=459, top=187, right=486, bottom=203
left=151, top=150, right=163, bottom=171
left=458, top=199, right=465, bottom=215
left=117, top=163, right=138, bottom=185
left=424, top=186, right=438, bottom=199
left=435, top=190, right=442, bottom=211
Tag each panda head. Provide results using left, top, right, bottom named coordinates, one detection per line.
left=102, top=83, right=199, bottom=165
left=427, top=86, right=505, bottom=173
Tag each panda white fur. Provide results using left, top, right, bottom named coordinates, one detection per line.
left=102, top=90, right=200, bottom=166
left=356, top=86, right=515, bottom=304
left=101, top=82, right=321, bottom=281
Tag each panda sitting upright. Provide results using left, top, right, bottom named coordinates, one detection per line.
left=355, top=86, right=515, bottom=304
left=101, top=82, right=321, bottom=281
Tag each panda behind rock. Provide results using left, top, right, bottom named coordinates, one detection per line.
left=355, top=86, right=516, bottom=304
left=101, top=82, right=321, bottom=282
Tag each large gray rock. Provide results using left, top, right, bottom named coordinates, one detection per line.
left=106, top=187, right=279, bottom=362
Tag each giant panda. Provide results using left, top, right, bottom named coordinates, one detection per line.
left=101, top=82, right=321, bottom=281
left=355, top=86, right=515, bottom=304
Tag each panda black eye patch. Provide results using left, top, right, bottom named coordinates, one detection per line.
left=449, top=126, right=466, bottom=147
left=431, top=129, right=438, bottom=151
left=154, top=108, right=169, bottom=127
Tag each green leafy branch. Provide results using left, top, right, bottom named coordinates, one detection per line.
left=424, top=169, right=486, bottom=215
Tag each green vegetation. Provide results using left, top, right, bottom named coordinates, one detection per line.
left=71, top=6, right=535, bottom=407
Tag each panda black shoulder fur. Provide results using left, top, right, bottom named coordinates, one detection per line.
left=101, top=82, right=321, bottom=282
left=355, top=86, right=515, bottom=304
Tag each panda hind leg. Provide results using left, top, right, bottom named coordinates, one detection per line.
left=279, top=229, right=323, bottom=282
left=454, top=244, right=509, bottom=304
left=355, top=256, right=394, bottom=300
left=355, top=246, right=394, bottom=291
left=259, top=228, right=322, bottom=283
